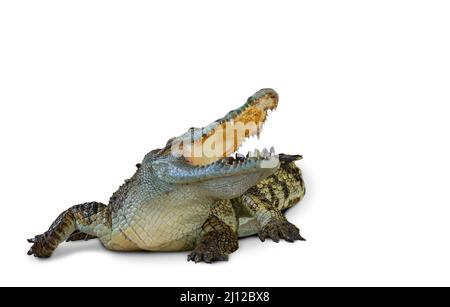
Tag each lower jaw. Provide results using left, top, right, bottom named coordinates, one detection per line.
left=186, top=147, right=279, bottom=169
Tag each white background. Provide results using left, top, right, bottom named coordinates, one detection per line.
left=1, top=1, right=449, bottom=286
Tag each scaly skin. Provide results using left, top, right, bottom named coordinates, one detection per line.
left=27, top=89, right=306, bottom=263
left=234, top=155, right=306, bottom=242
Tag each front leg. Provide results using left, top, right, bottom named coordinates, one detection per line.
left=188, top=200, right=239, bottom=263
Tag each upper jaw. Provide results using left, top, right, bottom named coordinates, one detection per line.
left=168, top=88, right=279, bottom=166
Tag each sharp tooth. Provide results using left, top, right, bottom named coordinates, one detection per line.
left=270, top=146, right=275, bottom=156
left=256, top=129, right=261, bottom=140
left=250, top=150, right=261, bottom=158
left=262, top=148, right=269, bottom=159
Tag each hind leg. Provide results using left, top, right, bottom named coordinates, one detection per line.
left=241, top=193, right=305, bottom=242
left=27, top=202, right=111, bottom=258
left=188, top=200, right=239, bottom=263
left=237, top=159, right=306, bottom=242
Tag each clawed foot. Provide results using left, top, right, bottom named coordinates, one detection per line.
left=187, top=237, right=229, bottom=264
left=258, top=220, right=305, bottom=243
left=27, top=232, right=55, bottom=258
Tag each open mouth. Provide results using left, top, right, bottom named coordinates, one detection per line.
left=220, top=147, right=280, bottom=169
left=172, top=88, right=280, bottom=168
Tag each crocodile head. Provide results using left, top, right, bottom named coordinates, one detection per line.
left=144, top=88, right=281, bottom=199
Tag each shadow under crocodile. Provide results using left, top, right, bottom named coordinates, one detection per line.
left=26, top=234, right=266, bottom=262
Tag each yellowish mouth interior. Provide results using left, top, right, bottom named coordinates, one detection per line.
left=182, top=93, right=278, bottom=166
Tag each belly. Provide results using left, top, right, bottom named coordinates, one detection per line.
left=109, top=188, right=212, bottom=251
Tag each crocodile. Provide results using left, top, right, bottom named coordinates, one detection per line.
left=27, top=88, right=306, bottom=263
